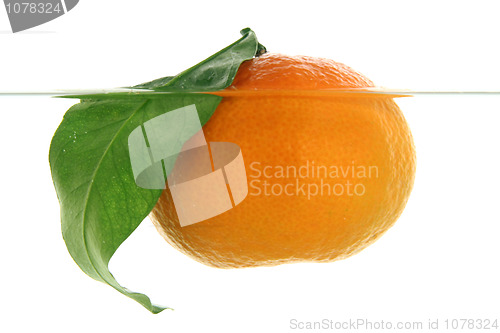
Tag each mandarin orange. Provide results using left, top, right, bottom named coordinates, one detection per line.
left=150, top=53, right=416, bottom=268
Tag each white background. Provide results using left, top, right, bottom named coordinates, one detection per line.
left=1, top=1, right=500, bottom=332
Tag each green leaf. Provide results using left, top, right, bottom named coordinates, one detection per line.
left=49, top=28, right=264, bottom=313
left=132, top=28, right=264, bottom=91
left=50, top=95, right=221, bottom=313
left=132, top=76, right=175, bottom=90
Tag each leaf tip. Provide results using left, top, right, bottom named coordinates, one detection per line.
left=240, top=27, right=253, bottom=36
left=239, top=28, right=267, bottom=56
left=150, top=304, right=174, bottom=314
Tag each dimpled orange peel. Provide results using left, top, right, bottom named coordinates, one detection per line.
left=150, top=52, right=416, bottom=268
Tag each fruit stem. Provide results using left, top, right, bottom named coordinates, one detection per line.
left=256, top=43, right=267, bottom=57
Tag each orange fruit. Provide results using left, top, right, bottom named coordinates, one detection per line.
left=150, top=53, right=416, bottom=268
